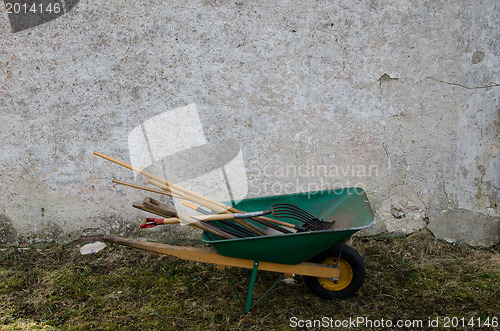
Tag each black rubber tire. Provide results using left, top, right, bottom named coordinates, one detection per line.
left=304, top=244, right=365, bottom=299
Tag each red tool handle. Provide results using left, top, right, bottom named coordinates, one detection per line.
left=140, top=218, right=162, bottom=228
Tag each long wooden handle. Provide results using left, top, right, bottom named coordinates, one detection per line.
left=145, top=178, right=227, bottom=213
left=195, top=213, right=237, bottom=221
left=95, top=151, right=219, bottom=208
left=95, top=151, right=274, bottom=234
left=181, top=200, right=201, bottom=212
left=133, top=202, right=175, bottom=218
left=103, top=234, right=341, bottom=278
left=112, top=180, right=181, bottom=199
left=193, top=211, right=269, bottom=222
left=143, top=201, right=177, bottom=218
left=109, top=182, right=236, bottom=238
left=175, top=212, right=237, bottom=239
left=96, top=151, right=264, bottom=223
left=147, top=178, right=292, bottom=233
left=147, top=178, right=266, bottom=236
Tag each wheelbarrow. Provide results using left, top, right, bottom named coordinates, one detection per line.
left=103, top=187, right=376, bottom=314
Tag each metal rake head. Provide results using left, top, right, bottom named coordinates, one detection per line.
left=270, top=203, right=328, bottom=231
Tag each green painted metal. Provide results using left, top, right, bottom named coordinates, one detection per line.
left=245, top=262, right=259, bottom=314
left=225, top=269, right=244, bottom=306
left=248, top=273, right=283, bottom=312
left=201, top=188, right=376, bottom=265
left=225, top=261, right=284, bottom=314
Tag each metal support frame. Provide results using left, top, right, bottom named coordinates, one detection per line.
left=225, top=261, right=284, bottom=314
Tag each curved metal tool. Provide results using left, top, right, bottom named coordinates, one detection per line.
left=270, top=204, right=333, bottom=231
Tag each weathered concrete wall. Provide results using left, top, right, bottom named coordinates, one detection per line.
left=1, top=0, right=498, bottom=246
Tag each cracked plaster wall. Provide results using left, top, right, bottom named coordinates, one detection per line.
left=0, top=0, right=498, bottom=246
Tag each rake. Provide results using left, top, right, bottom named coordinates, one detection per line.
left=270, top=204, right=333, bottom=231
left=193, top=203, right=334, bottom=232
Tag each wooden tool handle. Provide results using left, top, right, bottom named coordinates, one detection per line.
left=95, top=152, right=268, bottom=235
left=143, top=201, right=177, bottom=218
left=251, top=215, right=297, bottom=229
left=176, top=212, right=237, bottom=239
left=139, top=217, right=180, bottom=228
left=96, top=151, right=249, bottom=223
left=181, top=200, right=198, bottom=211
left=96, top=151, right=213, bottom=206
left=149, top=178, right=265, bottom=236
left=133, top=202, right=174, bottom=218
left=147, top=218, right=180, bottom=225
left=195, top=213, right=236, bottom=222
left=112, top=180, right=180, bottom=198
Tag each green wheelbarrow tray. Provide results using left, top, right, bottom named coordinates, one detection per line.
left=201, top=187, right=376, bottom=265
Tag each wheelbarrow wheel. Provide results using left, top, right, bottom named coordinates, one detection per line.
left=304, top=244, right=365, bottom=299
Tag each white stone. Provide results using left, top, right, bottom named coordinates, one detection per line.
left=80, top=242, right=107, bottom=255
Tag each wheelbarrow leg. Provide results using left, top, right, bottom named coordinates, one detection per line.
left=244, top=261, right=284, bottom=314
left=245, top=261, right=259, bottom=314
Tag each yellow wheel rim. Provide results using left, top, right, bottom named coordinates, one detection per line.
left=317, top=258, right=353, bottom=291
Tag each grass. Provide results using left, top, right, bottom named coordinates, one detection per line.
left=0, top=233, right=498, bottom=330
